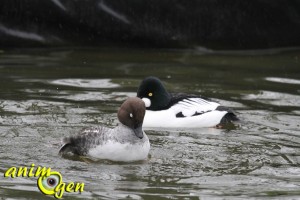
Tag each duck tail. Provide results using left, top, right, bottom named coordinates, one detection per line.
left=220, top=112, right=239, bottom=124
left=58, top=138, right=74, bottom=155
left=216, top=106, right=239, bottom=124
left=59, top=144, right=71, bottom=155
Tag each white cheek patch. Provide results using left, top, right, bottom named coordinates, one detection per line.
left=142, top=98, right=151, bottom=108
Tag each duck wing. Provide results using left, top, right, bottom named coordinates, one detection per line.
left=170, top=95, right=220, bottom=117
left=169, top=93, right=238, bottom=123
left=59, top=126, right=111, bottom=156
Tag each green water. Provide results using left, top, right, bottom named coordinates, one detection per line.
left=0, top=47, right=300, bottom=199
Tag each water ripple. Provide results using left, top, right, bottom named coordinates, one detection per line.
left=50, top=79, right=120, bottom=88
left=265, top=77, right=300, bottom=85
left=243, top=91, right=300, bottom=107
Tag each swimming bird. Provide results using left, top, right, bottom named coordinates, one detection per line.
left=137, top=76, right=238, bottom=128
left=59, top=97, right=150, bottom=162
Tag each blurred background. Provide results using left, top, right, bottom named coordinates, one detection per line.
left=1, top=0, right=300, bottom=49
left=1, top=1, right=300, bottom=200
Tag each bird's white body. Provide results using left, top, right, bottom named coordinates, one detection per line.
left=88, top=134, right=150, bottom=162
left=143, top=98, right=227, bottom=128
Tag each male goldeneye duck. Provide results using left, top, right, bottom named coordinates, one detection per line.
left=137, top=76, right=238, bottom=128
left=59, top=97, right=150, bottom=162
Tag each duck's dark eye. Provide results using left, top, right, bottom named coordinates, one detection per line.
left=129, top=113, right=133, bottom=118
left=148, top=92, right=153, bottom=97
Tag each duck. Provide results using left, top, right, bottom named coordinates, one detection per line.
left=59, top=97, right=150, bottom=162
left=136, top=76, right=238, bottom=128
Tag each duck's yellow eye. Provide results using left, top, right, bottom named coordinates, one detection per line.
left=148, top=92, right=153, bottom=97
left=37, top=171, right=62, bottom=195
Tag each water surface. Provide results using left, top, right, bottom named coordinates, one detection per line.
left=0, top=47, right=300, bottom=199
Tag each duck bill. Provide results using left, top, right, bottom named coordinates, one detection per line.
left=134, top=125, right=144, bottom=139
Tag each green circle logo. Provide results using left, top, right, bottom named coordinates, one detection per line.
left=37, top=171, right=62, bottom=195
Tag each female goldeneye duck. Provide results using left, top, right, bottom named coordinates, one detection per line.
left=59, top=97, right=150, bottom=162
left=137, top=76, right=238, bottom=128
